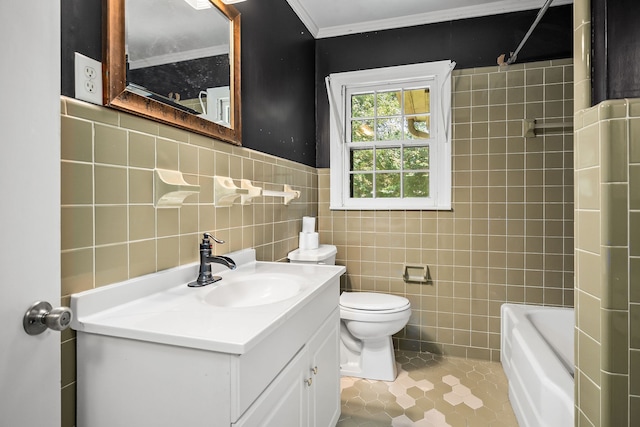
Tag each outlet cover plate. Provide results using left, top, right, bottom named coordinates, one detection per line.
left=74, top=52, right=103, bottom=105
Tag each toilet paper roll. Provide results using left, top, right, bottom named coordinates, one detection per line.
left=302, top=216, right=316, bottom=233
left=299, top=232, right=319, bottom=250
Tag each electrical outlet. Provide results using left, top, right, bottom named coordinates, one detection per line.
left=84, top=65, right=96, bottom=79
left=74, top=52, right=103, bottom=105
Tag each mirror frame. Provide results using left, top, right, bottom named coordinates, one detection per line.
left=104, top=0, right=242, bottom=145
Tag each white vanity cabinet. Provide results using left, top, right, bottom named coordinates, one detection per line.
left=72, top=253, right=345, bottom=427
left=307, top=308, right=341, bottom=427
left=234, top=308, right=340, bottom=427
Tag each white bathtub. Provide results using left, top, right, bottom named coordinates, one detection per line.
left=501, top=303, right=574, bottom=427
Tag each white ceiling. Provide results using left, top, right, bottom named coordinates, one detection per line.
left=286, top=0, right=573, bottom=39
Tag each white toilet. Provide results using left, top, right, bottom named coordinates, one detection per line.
left=288, top=244, right=411, bottom=381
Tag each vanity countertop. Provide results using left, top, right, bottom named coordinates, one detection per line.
left=71, top=249, right=345, bottom=354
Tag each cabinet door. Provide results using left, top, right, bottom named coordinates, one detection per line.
left=307, top=309, right=341, bottom=427
left=234, top=348, right=308, bottom=427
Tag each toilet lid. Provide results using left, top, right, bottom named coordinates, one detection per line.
left=340, top=292, right=410, bottom=311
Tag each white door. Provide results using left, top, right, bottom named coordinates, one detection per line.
left=0, top=1, right=62, bottom=426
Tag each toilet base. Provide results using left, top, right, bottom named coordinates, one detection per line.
left=340, top=336, right=398, bottom=381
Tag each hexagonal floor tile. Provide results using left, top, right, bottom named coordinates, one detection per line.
left=337, top=350, right=518, bottom=427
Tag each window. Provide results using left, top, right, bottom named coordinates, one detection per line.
left=326, top=61, right=454, bottom=210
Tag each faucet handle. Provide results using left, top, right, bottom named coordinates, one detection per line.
left=203, top=232, right=225, bottom=245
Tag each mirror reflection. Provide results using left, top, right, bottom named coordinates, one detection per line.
left=125, top=0, right=232, bottom=127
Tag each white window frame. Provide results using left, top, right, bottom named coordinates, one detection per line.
left=327, top=61, right=454, bottom=210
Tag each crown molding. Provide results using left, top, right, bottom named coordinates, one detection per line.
left=285, top=0, right=319, bottom=37
left=287, top=0, right=573, bottom=39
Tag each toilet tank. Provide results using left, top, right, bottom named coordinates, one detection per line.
left=288, top=245, right=337, bottom=265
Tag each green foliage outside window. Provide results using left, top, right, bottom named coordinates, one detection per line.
left=349, top=87, right=431, bottom=199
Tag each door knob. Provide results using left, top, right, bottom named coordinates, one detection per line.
left=23, top=301, right=73, bottom=335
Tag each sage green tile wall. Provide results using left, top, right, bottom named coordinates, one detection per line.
left=575, top=98, right=640, bottom=427
left=59, top=96, right=317, bottom=426
left=318, top=59, right=575, bottom=362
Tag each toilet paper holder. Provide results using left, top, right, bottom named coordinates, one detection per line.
left=403, top=265, right=429, bottom=283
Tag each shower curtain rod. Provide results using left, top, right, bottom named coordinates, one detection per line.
left=504, top=0, right=555, bottom=65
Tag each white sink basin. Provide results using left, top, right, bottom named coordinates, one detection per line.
left=204, top=274, right=303, bottom=307
left=70, top=248, right=346, bottom=353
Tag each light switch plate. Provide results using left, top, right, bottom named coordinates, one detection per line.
left=74, top=52, right=103, bottom=105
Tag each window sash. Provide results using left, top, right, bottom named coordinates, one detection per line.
left=347, top=142, right=432, bottom=199
left=328, top=61, right=453, bottom=210
left=345, top=80, right=436, bottom=146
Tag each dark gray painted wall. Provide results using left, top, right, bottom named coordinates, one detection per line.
left=592, top=0, right=640, bottom=104
left=60, top=1, right=572, bottom=168
left=234, top=0, right=316, bottom=165
left=60, top=0, right=317, bottom=166
left=60, top=0, right=102, bottom=98
left=315, top=5, right=573, bottom=167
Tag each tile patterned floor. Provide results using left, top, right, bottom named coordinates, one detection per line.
left=337, top=350, right=519, bottom=427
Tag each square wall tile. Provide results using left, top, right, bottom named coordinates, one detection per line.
left=95, top=244, right=128, bottom=287
left=95, top=165, right=127, bottom=204
left=578, top=290, right=601, bottom=341
left=631, top=257, right=640, bottom=303
left=95, top=124, right=127, bottom=166
left=129, top=239, right=157, bottom=278
left=129, top=205, right=156, bottom=241
left=129, top=132, right=156, bottom=169
left=61, top=248, right=94, bottom=296
left=61, top=206, right=93, bottom=250
left=600, top=120, right=628, bottom=182
left=632, top=211, right=640, bottom=257
left=631, top=396, right=640, bottom=427
left=156, top=138, right=179, bottom=170
left=129, top=169, right=154, bottom=204
left=61, top=116, right=93, bottom=162
left=579, top=371, right=601, bottom=425
left=157, top=237, right=180, bottom=271
left=61, top=162, right=93, bottom=205
left=631, top=349, right=640, bottom=395
left=95, top=206, right=128, bottom=245
left=601, top=309, right=628, bottom=374
left=631, top=304, right=640, bottom=349
left=600, top=247, right=629, bottom=310
left=601, top=372, right=629, bottom=426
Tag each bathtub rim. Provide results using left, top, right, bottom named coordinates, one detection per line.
left=500, top=303, right=575, bottom=427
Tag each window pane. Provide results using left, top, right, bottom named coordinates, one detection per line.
left=351, top=120, right=375, bottom=142
left=351, top=149, right=373, bottom=171
left=403, top=146, right=430, bottom=170
left=375, top=147, right=401, bottom=171
left=405, top=116, right=430, bottom=140
left=376, top=117, right=403, bottom=141
left=351, top=120, right=374, bottom=142
left=351, top=93, right=374, bottom=118
left=403, top=172, right=429, bottom=197
left=351, top=173, right=373, bottom=198
left=405, top=88, right=430, bottom=114
left=375, top=173, right=401, bottom=198
left=377, top=91, right=401, bottom=116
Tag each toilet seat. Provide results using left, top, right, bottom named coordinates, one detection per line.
left=340, top=292, right=410, bottom=314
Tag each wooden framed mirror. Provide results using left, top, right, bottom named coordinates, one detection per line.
left=104, top=0, right=241, bottom=145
